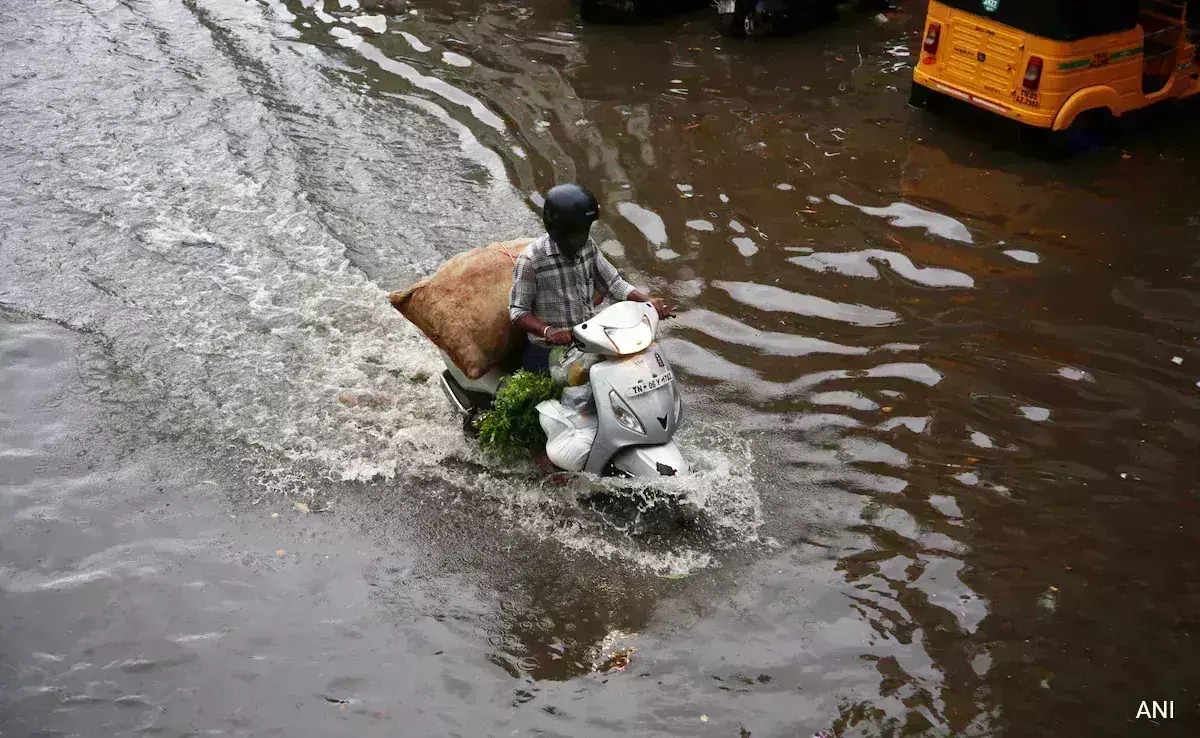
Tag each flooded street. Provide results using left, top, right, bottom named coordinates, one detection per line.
left=2, top=0, right=1198, bottom=734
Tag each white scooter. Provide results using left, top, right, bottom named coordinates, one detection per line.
left=438, top=301, right=688, bottom=477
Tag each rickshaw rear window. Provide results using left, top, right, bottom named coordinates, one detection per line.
left=937, top=0, right=1139, bottom=41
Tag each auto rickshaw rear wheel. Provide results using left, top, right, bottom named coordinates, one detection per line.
left=908, top=83, right=935, bottom=109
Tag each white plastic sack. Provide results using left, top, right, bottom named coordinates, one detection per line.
left=536, top=400, right=598, bottom=472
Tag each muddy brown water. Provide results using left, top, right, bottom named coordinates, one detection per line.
left=2, top=0, right=1198, bottom=736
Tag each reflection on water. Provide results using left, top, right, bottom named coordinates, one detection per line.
left=1, top=0, right=1198, bottom=735
left=828, top=193, right=975, bottom=243
left=714, top=280, right=901, bottom=327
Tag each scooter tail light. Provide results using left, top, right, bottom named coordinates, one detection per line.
left=922, top=22, right=941, bottom=55
left=1023, top=56, right=1044, bottom=90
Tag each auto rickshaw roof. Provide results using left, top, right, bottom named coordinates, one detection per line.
left=937, top=0, right=1145, bottom=41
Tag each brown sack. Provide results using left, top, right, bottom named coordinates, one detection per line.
left=389, top=238, right=534, bottom=380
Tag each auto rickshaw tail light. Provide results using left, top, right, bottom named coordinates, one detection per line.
left=1023, top=56, right=1044, bottom=90
left=922, top=23, right=941, bottom=55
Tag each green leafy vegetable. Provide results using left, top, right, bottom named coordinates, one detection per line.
left=475, top=370, right=562, bottom=459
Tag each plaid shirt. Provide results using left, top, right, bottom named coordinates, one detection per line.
left=509, top=234, right=636, bottom=340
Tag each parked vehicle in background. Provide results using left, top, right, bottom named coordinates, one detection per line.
left=578, top=0, right=710, bottom=23
left=715, top=0, right=833, bottom=37
left=911, top=0, right=1200, bottom=135
left=715, top=0, right=894, bottom=37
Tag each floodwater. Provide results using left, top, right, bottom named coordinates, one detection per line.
left=2, top=0, right=1198, bottom=735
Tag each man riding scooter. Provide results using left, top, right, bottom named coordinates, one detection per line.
left=427, top=183, right=686, bottom=476
left=509, top=184, right=672, bottom=370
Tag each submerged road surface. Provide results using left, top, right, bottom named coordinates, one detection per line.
left=2, top=0, right=1198, bottom=735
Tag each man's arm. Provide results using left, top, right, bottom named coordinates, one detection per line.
left=594, top=249, right=671, bottom=319
left=510, top=252, right=571, bottom=345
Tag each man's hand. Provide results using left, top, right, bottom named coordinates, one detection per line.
left=545, top=327, right=573, bottom=345
left=514, top=314, right=573, bottom=346
left=650, top=297, right=673, bottom=320
left=628, top=289, right=673, bottom=320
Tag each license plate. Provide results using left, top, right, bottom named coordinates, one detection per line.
left=717, top=0, right=736, bottom=14
left=629, top=371, right=673, bottom=397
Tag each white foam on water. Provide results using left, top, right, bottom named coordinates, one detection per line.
left=1057, top=366, right=1094, bottom=382
left=809, top=391, right=879, bottom=411
left=399, top=31, right=432, bottom=52
left=969, top=430, right=995, bottom=449
left=1020, top=406, right=1050, bottom=422
left=599, top=239, right=625, bottom=258
left=714, top=280, right=900, bottom=327
left=764, top=362, right=944, bottom=398
left=442, top=51, right=472, bottom=68
left=350, top=14, right=387, bottom=33
left=673, top=310, right=869, bottom=358
left=659, top=338, right=760, bottom=383
left=828, top=193, right=974, bottom=243
left=265, top=0, right=298, bottom=23
left=839, top=437, right=909, bottom=468
left=1003, top=249, right=1041, bottom=264
left=616, top=202, right=669, bottom=246
left=788, top=249, right=975, bottom=288
left=306, top=0, right=336, bottom=24
left=877, top=416, right=929, bottom=433
left=343, top=36, right=505, bottom=131
left=733, top=237, right=758, bottom=257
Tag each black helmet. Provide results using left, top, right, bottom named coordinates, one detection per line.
left=543, top=183, right=598, bottom=253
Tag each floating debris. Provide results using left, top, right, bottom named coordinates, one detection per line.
left=592, top=630, right=639, bottom=673
left=597, top=647, right=637, bottom=672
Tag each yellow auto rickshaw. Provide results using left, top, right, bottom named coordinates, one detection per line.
left=911, top=0, right=1200, bottom=131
